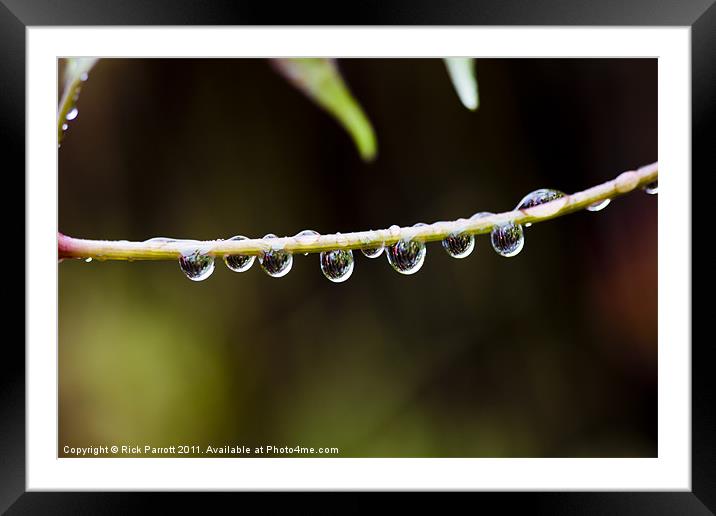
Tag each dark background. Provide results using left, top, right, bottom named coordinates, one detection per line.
left=58, top=58, right=657, bottom=457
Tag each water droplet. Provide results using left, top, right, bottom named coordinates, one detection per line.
left=223, top=235, right=255, bottom=272
left=65, top=107, right=78, bottom=121
left=61, top=123, right=68, bottom=131
left=386, top=224, right=427, bottom=275
left=80, top=72, right=89, bottom=81
left=359, top=231, right=384, bottom=258
left=468, top=212, right=494, bottom=239
left=388, top=224, right=401, bottom=238
left=586, top=199, right=611, bottom=212
left=516, top=189, right=566, bottom=227
left=517, top=188, right=566, bottom=209
left=145, top=237, right=178, bottom=243
left=179, top=250, right=215, bottom=281
left=643, top=181, right=658, bottom=195
left=442, top=231, right=475, bottom=258
left=361, top=245, right=384, bottom=258
left=295, top=229, right=320, bottom=255
left=84, top=257, right=92, bottom=263
left=335, top=232, right=348, bottom=246
left=320, top=249, right=354, bottom=282
left=615, top=171, right=639, bottom=192
left=259, top=234, right=293, bottom=278
left=491, top=222, right=524, bottom=257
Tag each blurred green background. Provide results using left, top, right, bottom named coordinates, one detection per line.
left=59, top=58, right=657, bottom=457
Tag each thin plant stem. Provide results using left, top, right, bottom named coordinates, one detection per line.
left=58, top=162, right=657, bottom=261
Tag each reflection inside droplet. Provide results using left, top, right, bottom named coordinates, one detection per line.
left=259, top=234, right=293, bottom=278
left=320, top=249, right=354, bottom=282
left=223, top=235, right=255, bottom=272
left=179, top=250, right=215, bottom=281
left=491, top=222, right=524, bottom=257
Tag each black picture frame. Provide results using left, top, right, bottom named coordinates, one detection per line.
left=4, top=1, right=710, bottom=512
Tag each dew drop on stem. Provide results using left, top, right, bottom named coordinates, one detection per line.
left=360, top=231, right=384, bottom=258
left=586, top=199, right=611, bottom=212
left=144, top=237, right=178, bottom=243
left=259, top=234, right=293, bottom=278
left=361, top=243, right=384, bottom=258
left=295, top=229, right=320, bottom=255
left=223, top=235, right=255, bottom=272
left=442, top=231, right=475, bottom=259
left=179, top=250, right=215, bottom=281
left=491, top=222, right=524, bottom=257
left=320, top=249, right=354, bottom=282
left=386, top=223, right=427, bottom=275
left=643, top=181, right=658, bottom=195
left=516, top=188, right=566, bottom=227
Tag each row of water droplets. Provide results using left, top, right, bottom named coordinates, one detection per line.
left=163, top=182, right=655, bottom=282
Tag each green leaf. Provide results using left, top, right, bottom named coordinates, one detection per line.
left=273, top=59, right=377, bottom=162
left=62, top=58, right=99, bottom=91
left=58, top=58, right=99, bottom=142
left=444, top=58, right=479, bottom=111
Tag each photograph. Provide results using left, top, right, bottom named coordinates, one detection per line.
left=57, top=57, right=658, bottom=459
left=6, top=4, right=706, bottom=507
